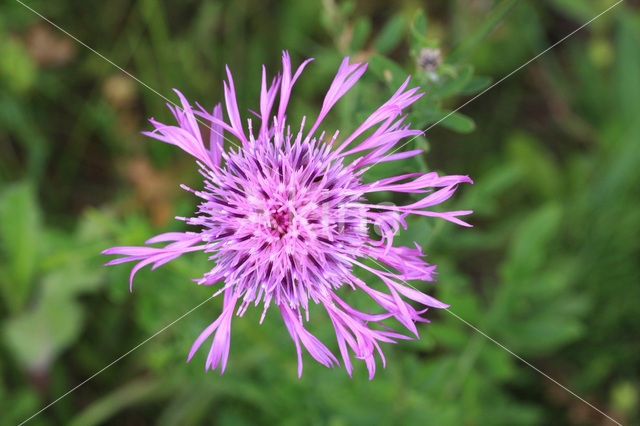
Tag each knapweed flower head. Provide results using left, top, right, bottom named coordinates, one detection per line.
left=102, top=51, right=473, bottom=378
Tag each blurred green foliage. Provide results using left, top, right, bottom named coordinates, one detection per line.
left=0, top=0, right=638, bottom=425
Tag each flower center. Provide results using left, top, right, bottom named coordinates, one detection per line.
left=270, top=207, right=292, bottom=236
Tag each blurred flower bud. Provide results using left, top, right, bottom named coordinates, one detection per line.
left=417, top=47, right=441, bottom=73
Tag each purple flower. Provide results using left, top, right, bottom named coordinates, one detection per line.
left=102, top=51, right=472, bottom=378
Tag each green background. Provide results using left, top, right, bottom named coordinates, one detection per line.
left=1, top=0, right=638, bottom=424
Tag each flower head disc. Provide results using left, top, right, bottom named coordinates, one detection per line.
left=102, top=52, right=473, bottom=378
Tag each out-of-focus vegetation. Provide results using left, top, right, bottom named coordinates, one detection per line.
left=1, top=0, right=638, bottom=424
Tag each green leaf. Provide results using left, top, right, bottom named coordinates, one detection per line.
left=0, top=37, right=37, bottom=93
left=350, top=17, right=372, bottom=52
left=428, top=65, right=474, bottom=98
left=460, top=75, right=492, bottom=95
left=547, top=0, right=601, bottom=22
left=69, top=379, right=167, bottom=426
left=503, top=204, right=562, bottom=279
left=506, top=132, right=562, bottom=199
left=374, top=14, right=405, bottom=54
left=614, top=14, right=640, bottom=123
left=3, top=297, right=83, bottom=370
left=611, top=381, right=639, bottom=417
left=0, top=182, right=41, bottom=312
left=367, top=54, right=407, bottom=88
left=410, top=9, right=429, bottom=53
left=462, top=164, right=522, bottom=216
left=411, top=9, right=427, bottom=37
left=41, top=264, right=103, bottom=300
left=0, top=96, right=49, bottom=181
left=449, top=0, right=521, bottom=63
left=504, top=316, right=583, bottom=354
left=438, top=111, right=476, bottom=133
